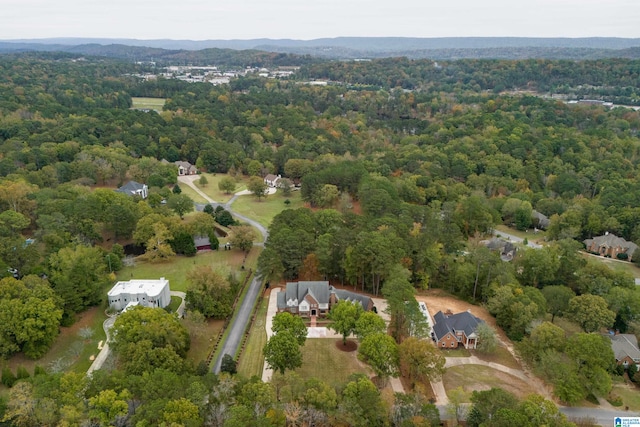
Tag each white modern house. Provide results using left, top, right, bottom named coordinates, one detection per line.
left=107, top=277, right=171, bottom=311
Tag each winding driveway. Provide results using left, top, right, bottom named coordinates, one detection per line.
left=178, top=176, right=269, bottom=374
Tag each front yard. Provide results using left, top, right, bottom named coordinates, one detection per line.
left=292, top=339, right=371, bottom=388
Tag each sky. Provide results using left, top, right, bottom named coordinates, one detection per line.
left=2, top=0, right=640, bottom=40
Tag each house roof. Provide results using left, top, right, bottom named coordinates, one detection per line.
left=194, top=235, right=211, bottom=247
left=264, top=174, right=279, bottom=182
left=610, top=334, right=640, bottom=362
left=108, top=278, right=169, bottom=298
left=432, top=310, right=483, bottom=341
left=584, top=233, right=638, bottom=254
left=276, top=281, right=372, bottom=311
left=333, top=288, right=372, bottom=310
left=115, top=181, right=146, bottom=196
left=532, top=210, right=550, bottom=228
left=175, top=160, right=196, bottom=171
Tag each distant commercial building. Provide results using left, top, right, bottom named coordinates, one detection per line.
left=107, top=278, right=171, bottom=311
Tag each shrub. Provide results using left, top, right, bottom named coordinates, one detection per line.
left=16, top=366, right=30, bottom=381
left=1, top=367, right=16, bottom=388
left=607, top=393, right=624, bottom=407
left=617, top=253, right=629, bottom=260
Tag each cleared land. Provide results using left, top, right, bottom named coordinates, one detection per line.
left=443, top=365, right=538, bottom=400
left=131, top=97, right=166, bottom=110
left=292, top=339, right=371, bottom=388
left=612, top=382, right=640, bottom=411
left=231, top=191, right=305, bottom=228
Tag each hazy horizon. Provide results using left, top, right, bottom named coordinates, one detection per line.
left=2, top=0, right=639, bottom=41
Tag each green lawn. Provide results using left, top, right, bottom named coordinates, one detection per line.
left=237, top=296, right=269, bottom=378
left=293, top=339, right=371, bottom=388
left=131, top=97, right=166, bottom=110
left=585, top=254, right=640, bottom=279
left=494, top=224, right=546, bottom=244
left=231, top=191, right=305, bottom=229
left=193, top=173, right=247, bottom=204
left=178, top=184, right=208, bottom=204
left=186, top=319, right=224, bottom=366
left=611, top=383, right=640, bottom=411
left=167, top=296, right=182, bottom=313
left=472, top=346, right=520, bottom=370
left=116, top=247, right=260, bottom=292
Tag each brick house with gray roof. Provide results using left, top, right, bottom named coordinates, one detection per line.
left=584, top=232, right=638, bottom=262
left=277, top=281, right=373, bottom=317
left=433, top=310, right=483, bottom=349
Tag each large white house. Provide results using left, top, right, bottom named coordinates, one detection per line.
left=107, top=278, right=171, bottom=311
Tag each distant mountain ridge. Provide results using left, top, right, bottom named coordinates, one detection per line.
left=2, top=37, right=640, bottom=61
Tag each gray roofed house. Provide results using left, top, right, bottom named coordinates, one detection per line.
left=483, top=237, right=517, bottom=261
left=277, top=281, right=373, bottom=317
left=531, top=210, right=550, bottom=229
left=264, top=174, right=281, bottom=188
left=432, top=310, right=483, bottom=349
left=584, top=232, right=638, bottom=262
left=115, top=181, right=148, bottom=199
left=609, top=333, right=640, bottom=369
left=175, top=161, right=198, bottom=176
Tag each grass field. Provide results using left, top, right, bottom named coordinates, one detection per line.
left=231, top=191, right=305, bottom=229
left=472, top=346, right=520, bottom=370
left=494, top=224, right=546, bottom=243
left=178, top=184, right=208, bottom=204
left=131, top=97, right=166, bottom=110
left=116, top=247, right=260, bottom=292
left=194, top=173, right=247, bottom=204
left=292, top=339, right=371, bottom=388
left=237, top=295, right=269, bottom=378
left=443, top=365, right=537, bottom=400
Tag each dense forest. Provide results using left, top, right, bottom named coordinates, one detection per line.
left=0, top=51, right=640, bottom=425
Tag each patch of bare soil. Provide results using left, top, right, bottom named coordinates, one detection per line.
left=335, top=339, right=357, bottom=352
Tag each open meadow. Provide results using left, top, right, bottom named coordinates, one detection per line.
left=116, top=246, right=261, bottom=292
left=231, top=191, right=305, bottom=228
left=131, top=97, right=166, bottom=110
left=193, top=173, right=247, bottom=204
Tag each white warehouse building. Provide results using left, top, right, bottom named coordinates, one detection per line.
left=107, top=277, right=171, bottom=311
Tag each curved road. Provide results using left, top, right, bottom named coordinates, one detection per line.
left=178, top=176, right=269, bottom=373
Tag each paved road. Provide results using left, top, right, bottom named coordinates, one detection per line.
left=178, top=176, right=270, bottom=373
left=213, top=272, right=264, bottom=373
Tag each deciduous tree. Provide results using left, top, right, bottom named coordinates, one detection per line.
left=566, top=294, right=615, bottom=332
left=358, top=332, right=399, bottom=383
left=398, top=336, right=446, bottom=388
left=272, top=312, right=308, bottom=346
left=263, top=330, right=303, bottom=375
left=328, top=300, right=364, bottom=345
